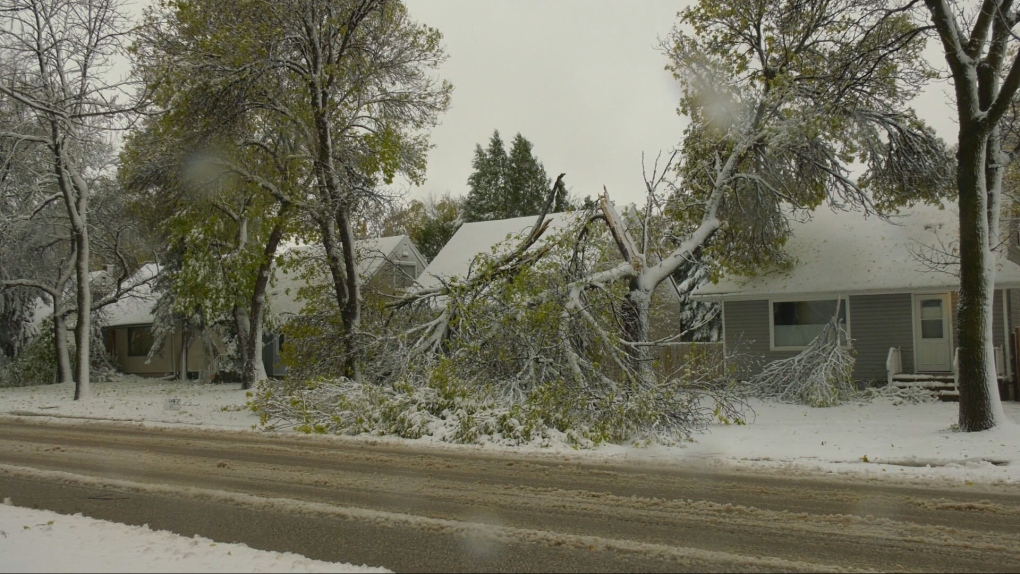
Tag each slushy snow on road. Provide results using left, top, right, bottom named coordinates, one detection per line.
left=0, top=498, right=388, bottom=573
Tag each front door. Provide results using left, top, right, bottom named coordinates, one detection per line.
left=914, top=294, right=952, bottom=372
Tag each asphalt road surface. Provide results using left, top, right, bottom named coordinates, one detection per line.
left=1, top=416, right=1019, bottom=572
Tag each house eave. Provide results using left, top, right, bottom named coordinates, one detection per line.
left=693, top=280, right=1020, bottom=302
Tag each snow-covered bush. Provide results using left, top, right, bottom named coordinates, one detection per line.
left=0, top=319, right=57, bottom=387
left=859, top=384, right=939, bottom=406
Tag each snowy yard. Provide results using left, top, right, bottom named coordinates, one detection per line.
left=2, top=376, right=1020, bottom=571
left=2, top=374, right=1019, bottom=485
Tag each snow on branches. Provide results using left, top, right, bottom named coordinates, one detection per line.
left=750, top=304, right=857, bottom=407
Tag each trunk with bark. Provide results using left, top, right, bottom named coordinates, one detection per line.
left=955, top=135, right=1005, bottom=430
left=52, top=308, right=72, bottom=385
left=334, top=209, right=362, bottom=381
left=239, top=219, right=287, bottom=390
left=72, top=233, right=91, bottom=398
left=620, top=283, right=653, bottom=386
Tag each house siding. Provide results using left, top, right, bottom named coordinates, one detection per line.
left=723, top=300, right=796, bottom=379
left=723, top=294, right=914, bottom=382
left=107, top=325, right=215, bottom=377
left=848, top=294, right=914, bottom=382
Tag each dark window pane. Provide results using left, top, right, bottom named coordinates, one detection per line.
left=921, top=319, right=943, bottom=339
left=127, top=327, right=154, bottom=357
left=772, top=299, right=847, bottom=347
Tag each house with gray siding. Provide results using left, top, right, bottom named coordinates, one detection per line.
left=693, top=203, right=1020, bottom=398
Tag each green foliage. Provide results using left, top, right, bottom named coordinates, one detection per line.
left=463, top=131, right=570, bottom=222
left=663, top=0, right=953, bottom=279
left=383, top=193, right=463, bottom=261
left=0, top=319, right=57, bottom=387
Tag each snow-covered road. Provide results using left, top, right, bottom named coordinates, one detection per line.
left=2, top=417, right=1019, bottom=572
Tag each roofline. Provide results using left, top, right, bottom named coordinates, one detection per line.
left=693, top=281, right=1020, bottom=301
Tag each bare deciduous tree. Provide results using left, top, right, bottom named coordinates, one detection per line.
left=0, top=0, right=141, bottom=398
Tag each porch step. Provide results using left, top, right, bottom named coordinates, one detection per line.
left=891, top=374, right=958, bottom=402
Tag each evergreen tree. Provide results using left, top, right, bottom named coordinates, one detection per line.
left=463, top=131, right=566, bottom=222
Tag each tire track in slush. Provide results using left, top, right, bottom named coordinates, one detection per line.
left=1, top=417, right=1019, bottom=572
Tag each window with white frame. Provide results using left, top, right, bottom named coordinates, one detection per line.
left=771, top=298, right=848, bottom=349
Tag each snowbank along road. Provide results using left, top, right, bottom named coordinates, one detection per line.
left=1, top=417, right=1019, bottom=572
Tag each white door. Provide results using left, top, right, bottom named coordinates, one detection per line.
left=914, top=294, right=952, bottom=372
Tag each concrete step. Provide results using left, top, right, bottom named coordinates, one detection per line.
left=892, top=373, right=955, bottom=382
left=891, top=374, right=959, bottom=402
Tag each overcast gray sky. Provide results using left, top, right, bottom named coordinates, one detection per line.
left=401, top=0, right=960, bottom=208
left=402, top=0, right=688, bottom=207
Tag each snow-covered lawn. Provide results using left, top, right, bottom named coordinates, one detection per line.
left=1, top=374, right=1019, bottom=484
left=2, top=374, right=1020, bottom=570
left=0, top=499, right=388, bottom=573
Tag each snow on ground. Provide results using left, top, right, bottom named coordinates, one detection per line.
left=0, top=499, right=388, bottom=573
left=3, top=373, right=1020, bottom=570
left=2, top=373, right=1020, bottom=485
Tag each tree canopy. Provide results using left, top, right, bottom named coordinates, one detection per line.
left=463, top=131, right=570, bottom=222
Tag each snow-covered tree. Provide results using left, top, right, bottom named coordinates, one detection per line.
left=0, top=0, right=142, bottom=399
left=920, top=0, right=1020, bottom=431
left=643, top=0, right=953, bottom=379
left=133, top=0, right=451, bottom=381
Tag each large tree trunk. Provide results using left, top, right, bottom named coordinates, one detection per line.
left=335, top=208, right=362, bottom=381
left=620, top=283, right=653, bottom=386
left=72, top=225, right=91, bottom=399
left=241, top=316, right=268, bottom=390
left=239, top=218, right=287, bottom=390
left=955, top=136, right=1005, bottom=431
left=52, top=306, right=73, bottom=385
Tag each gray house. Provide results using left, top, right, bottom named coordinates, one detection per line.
left=693, top=203, right=1020, bottom=398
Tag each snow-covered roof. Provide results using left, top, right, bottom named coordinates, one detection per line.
left=694, top=202, right=1020, bottom=300
left=270, top=235, right=426, bottom=319
left=102, top=236, right=425, bottom=327
left=97, top=263, right=162, bottom=327
left=415, top=213, right=579, bottom=290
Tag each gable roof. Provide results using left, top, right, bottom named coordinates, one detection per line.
left=414, top=213, right=578, bottom=290
left=694, top=202, right=1020, bottom=300
left=102, top=236, right=424, bottom=327
left=269, top=235, right=426, bottom=319
left=98, top=263, right=162, bottom=327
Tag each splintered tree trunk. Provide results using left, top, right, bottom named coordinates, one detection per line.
left=956, top=137, right=1005, bottom=431
left=620, top=283, right=653, bottom=386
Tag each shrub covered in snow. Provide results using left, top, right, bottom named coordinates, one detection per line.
left=0, top=319, right=57, bottom=387
left=859, top=384, right=939, bottom=406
